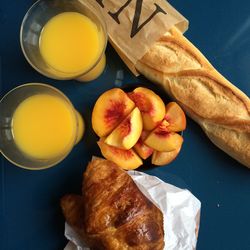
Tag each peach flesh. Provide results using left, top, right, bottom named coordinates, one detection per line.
left=98, top=139, right=134, bottom=159
left=128, top=92, right=154, bottom=115
left=164, top=102, right=186, bottom=132
left=127, top=87, right=166, bottom=130
left=92, top=88, right=135, bottom=137
left=134, top=138, right=153, bottom=159
left=134, top=131, right=153, bottom=159
left=154, top=120, right=170, bottom=137
left=104, top=100, right=128, bottom=130
left=144, top=120, right=183, bottom=152
left=105, top=107, right=143, bottom=150
left=146, top=132, right=183, bottom=152
left=97, top=139, right=143, bottom=170
left=151, top=146, right=181, bottom=166
left=118, top=116, right=131, bottom=137
left=108, top=144, right=134, bottom=159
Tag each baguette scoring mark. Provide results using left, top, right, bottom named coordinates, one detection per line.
left=153, top=42, right=201, bottom=72
left=169, top=75, right=249, bottom=119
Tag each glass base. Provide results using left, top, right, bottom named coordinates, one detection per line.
left=75, top=111, right=85, bottom=144
left=77, top=54, right=106, bottom=82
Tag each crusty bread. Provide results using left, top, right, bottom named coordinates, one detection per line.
left=61, top=159, right=164, bottom=249
left=136, top=27, right=250, bottom=168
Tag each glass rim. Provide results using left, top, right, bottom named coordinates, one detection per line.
left=20, top=0, right=108, bottom=80
left=0, top=82, right=79, bottom=170
left=0, top=82, right=75, bottom=107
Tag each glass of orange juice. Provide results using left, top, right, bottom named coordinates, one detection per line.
left=20, top=0, right=107, bottom=81
left=0, top=83, right=84, bottom=170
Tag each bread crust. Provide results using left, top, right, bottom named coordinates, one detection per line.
left=136, top=27, right=250, bottom=167
left=61, top=159, right=164, bottom=249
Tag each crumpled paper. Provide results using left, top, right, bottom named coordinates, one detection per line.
left=64, top=170, right=201, bottom=250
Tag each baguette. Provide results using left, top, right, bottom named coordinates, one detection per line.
left=136, top=27, right=250, bottom=168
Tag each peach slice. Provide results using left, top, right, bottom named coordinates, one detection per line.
left=97, top=139, right=143, bottom=170
left=151, top=145, right=182, bottom=166
left=128, top=87, right=165, bottom=130
left=92, top=88, right=135, bottom=137
left=144, top=120, right=183, bottom=152
left=134, top=131, right=153, bottom=160
left=105, top=107, right=143, bottom=149
left=165, top=102, right=186, bottom=132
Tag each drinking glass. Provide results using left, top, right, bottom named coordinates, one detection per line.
left=0, top=83, right=84, bottom=170
left=20, top=0, right=107, bottom=81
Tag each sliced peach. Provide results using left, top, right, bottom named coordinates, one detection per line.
left=128, top=87, right=165, bottom=130
left=92, top=88, right=135, bottom=137
left=165, top=102, right=186, bottom=132
left=97, top=139, right=143, bottom=170
left=105, top=107, right=143, bottom=149
left=133, top=131, right=153, bottom=160
left=144, top=120, right=183, bottom=152
left=151, top=145, right=182, bottom=166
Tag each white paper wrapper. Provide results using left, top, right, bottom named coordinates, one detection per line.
left=64, top=171, right=201, bottom=250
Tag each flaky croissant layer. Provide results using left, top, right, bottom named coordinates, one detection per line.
left=61, top=159, right=164, bottom=250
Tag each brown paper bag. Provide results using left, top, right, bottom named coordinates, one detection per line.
left=84, top=0, right=188, bottom=75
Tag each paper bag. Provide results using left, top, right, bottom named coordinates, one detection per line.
left=83, top=0, right=188, bottom=75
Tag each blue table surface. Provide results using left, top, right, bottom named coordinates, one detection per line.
left=1, top=0, right=250, bottom=249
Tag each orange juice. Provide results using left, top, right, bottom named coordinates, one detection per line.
left=39, top=12, right=104, bottom=78
left=12, top=94, right=79, bottom=159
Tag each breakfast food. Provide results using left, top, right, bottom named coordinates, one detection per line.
left=105, top=107, right=143, bottom=150
left=145, top=120, right=183, bottom=152
left=92, top=87, right=186, bottom=168
left=152, top=147, right=182, bottom=166
left=61, top=158, right=164, bottom=249
left=136, top=26, right=250, bottom=168
left=134, top=131, right=154, bottom=160
left=92, top=88, right=135, bottom=137
left=165, top=102, right=186, bottom=132
left=128, top=87, right=165, bottom=130
left=39, top=12, right=106, bottom=80
left=97, top=138, right=143, bottom=170
left=12, top=93, right=84, bottom=160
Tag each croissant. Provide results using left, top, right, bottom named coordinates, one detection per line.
left=136, top=27, right=250, bottom=168
left=61, top=158, right=164, bottom=250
